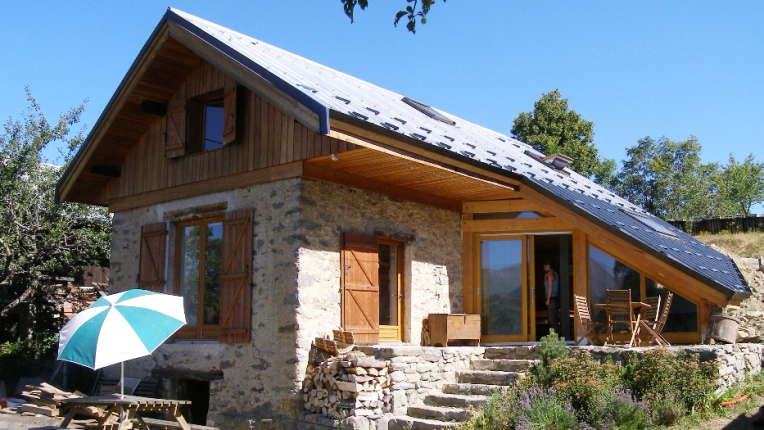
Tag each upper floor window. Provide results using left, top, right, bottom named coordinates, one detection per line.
left=203, top=99, right=225, bottom=151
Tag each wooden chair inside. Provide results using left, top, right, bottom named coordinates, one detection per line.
left=605, top=289, right=638, bottom=346
left=573, top=294, right=604, bottom=345
left=640, top=292, right=673, bottom=346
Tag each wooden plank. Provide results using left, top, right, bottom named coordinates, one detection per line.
left=463, top=199, right=543, bottom=214
left=168, top=22, right=321, bottom=134
left=303, top=161, right=461, bottom=212
left=462, top=214, right=474, bottom=314
left=286, top=116, right=295, bottom=163
left=109, top=160, right=304, bottom=212
left=461, top=217, right=571, bottom=233
left=280, top=112, right=289, bottom=164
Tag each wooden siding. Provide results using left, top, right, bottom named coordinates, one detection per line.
left=107, top=60, right=354, bottom=204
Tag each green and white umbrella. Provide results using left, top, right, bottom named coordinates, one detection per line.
left=58, top=289, right=186, bottom=397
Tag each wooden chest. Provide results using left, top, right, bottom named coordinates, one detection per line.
left=428, top=313, right=481, bottom=347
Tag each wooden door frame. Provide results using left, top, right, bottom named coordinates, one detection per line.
left=474, top=234, right=530, bottom=343
left=379, top=238, right=404, bottom=341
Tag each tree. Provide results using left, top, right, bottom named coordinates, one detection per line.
left=511, top=89, right=612, bottom=179
left=0, top=88, right=110, bottom=335
left=615, top=136, right=713, bottom=220
left=341, top=0, right=445, bottom=33
left=714, top=153, right=764, bottom=217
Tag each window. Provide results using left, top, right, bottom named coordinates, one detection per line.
left=175, top=218, right=223, bottom=339
left=138, top=208, right=253, bottom=343
left=164, top=76, right=238, bottom=158
left=588, top=245, right=697, bottom=334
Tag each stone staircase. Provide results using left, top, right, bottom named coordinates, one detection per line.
left=388, top=346, right=538, bottom=430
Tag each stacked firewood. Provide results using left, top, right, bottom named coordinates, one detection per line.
left=17, top=383, right=83, bottom=417
left=303, top=352, right=392, bottom=418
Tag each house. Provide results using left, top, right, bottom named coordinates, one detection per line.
left=56, top=8, right=751, bottom=428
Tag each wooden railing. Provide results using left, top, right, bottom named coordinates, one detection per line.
left=668, top=216, right=764, bottom=234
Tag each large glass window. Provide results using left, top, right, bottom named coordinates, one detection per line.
left=176, top=218, right=223, bottom=339
left=588, top=245, right=698, bottom=333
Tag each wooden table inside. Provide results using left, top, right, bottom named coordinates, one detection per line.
left=595, top=302, right=651, bottom=347
left=59, top=394, right=192, bottom=430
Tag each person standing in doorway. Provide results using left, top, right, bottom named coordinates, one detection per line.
left=543, top=260, right=561, bottom=335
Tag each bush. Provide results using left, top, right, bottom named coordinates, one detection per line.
left=457, top=390, right=513, bottom=430
left=624, top=349, right=717, bottom=413
left=543, top=350, right=622, bottom=423
left=511, top=385, right=582, bottom=430
left=529, top=330, right=569, bottom=386
left=0, top=330, right=58, bottom=391
left=590, top=388, right=652, bottom=430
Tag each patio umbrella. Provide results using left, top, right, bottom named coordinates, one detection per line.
left=58, top=289, right=186, bottom=398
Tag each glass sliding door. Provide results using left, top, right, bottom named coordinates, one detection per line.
left=477, top=236, right=529, bottom=342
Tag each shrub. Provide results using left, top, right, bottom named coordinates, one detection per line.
left=590, top=388, right=652, bottom=430
left=0, top=330, right=58, bottom=391
left=511, top=385, right=582, bottom=430
left=529, top=330, right=569, bottom=386
left=624, top=349, right=717, bottom=413
left=543, top=350, right=622, bottom=423
left=457, top=389, right=513, bottom=430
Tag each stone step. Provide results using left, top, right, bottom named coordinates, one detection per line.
left=484, top=346, right=539, bottom=360
left=442, top=383, right=511, bottom=396
left=424, top=393, right=489, bottom=408
left=457, top=370, right=523, bottom=385
left=388, top=416, right=462, bottom=430
left=406, top=404, right=472, bottom=422
left=471, top=359, right=536, bottom=372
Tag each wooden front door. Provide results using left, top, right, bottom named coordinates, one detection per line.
left=475, top=235, right=533, bottom=342
left=341, top=233, right=380, bottom=344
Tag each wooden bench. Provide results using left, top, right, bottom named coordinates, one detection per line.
left=133, top=416, right=219, bottom=430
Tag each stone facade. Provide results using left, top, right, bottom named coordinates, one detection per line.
left=109, top=177, right=463, bottom=428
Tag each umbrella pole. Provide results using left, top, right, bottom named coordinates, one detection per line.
left=121, top=361, right=125, bottom=399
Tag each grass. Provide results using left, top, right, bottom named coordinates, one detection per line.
left=695, top=231, right=764, bottom=258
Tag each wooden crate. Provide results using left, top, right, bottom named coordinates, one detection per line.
left=428, top=314, right=480, bottom=347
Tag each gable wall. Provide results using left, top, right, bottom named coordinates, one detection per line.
left=108, top=59, right=353, bottom=204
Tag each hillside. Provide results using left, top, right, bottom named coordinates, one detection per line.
left=695, top=232, right=764, bottom=338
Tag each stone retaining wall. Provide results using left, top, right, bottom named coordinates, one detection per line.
left=581, top=343, right=764, bottom=394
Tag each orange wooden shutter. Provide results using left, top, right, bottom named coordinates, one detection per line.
left=139, top=223, right=167, bottom=292
left=222, top=76, right=237, bottom=145
left=341, top=232, right=380, bottom=344
left=220, top=208, right=253, bottom=343
left=165, top=98, right=186, bottom=158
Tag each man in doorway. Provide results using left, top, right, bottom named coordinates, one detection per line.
left=543, top=260, right=561, bottom=335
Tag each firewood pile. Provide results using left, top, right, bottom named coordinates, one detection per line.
left=303, top=351, right=392, bottom=418
left=17, top=383, right=104, bottom=420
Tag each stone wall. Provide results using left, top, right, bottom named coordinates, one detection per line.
left=109, top=177, right=463, bottom=429
left=582, top=343, right=764, bottom=394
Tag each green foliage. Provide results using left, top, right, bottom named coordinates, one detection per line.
left=0, top=330, right=58, bottom=391
left=624, top=349, right=717, bottom=413
left=543, top=350, right=623, bottom=423
left=714, top=153, right=764, bottom=217
left=340, top=0, right=445, bottom=33
left=529, top=330, right=569, bottom=386
left=0, top=88, right=111, bottom=332
left=510, top=385, right=581, bottom=430
left=456, top=390, right=513, bottom=430
left=511, top=89, right=613, bottom=179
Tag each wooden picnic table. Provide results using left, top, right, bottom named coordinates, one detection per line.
left=58, top=394, right=192, bottom=430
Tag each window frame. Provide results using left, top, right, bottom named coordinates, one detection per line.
left=174, top=215, right=224, bottom=340
left=186, top=89, right=225, bottom=155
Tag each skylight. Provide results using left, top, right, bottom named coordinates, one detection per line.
left=402, top=97, right=456, bottom=126
left=625, top=210, right=679, bottom=238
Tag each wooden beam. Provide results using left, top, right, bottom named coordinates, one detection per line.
left=462, top=214, right=474, bottom=314
left=59, top=25, right=171, bottom=204
left=572, top=229, right=588, bottom=341
left=303, top=162, right=461, bottom=213
left=168, top=23, right=321, bottom=134
left=462, top=199, right=546, bottom=214
left=327, top=130, right=519, bottom=195
left=461, top=217, right=571, bottom=233
left=109, top=160, right=303, bottom=212
left=330, top=122, right=523, bottom=188
left=520, top=184, right=730, bottom=306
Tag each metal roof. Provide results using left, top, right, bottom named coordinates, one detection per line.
left=163, top=9, right=751, bottom=299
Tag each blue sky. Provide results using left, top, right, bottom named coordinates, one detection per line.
left=2, top=1, right=762, bottom=214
